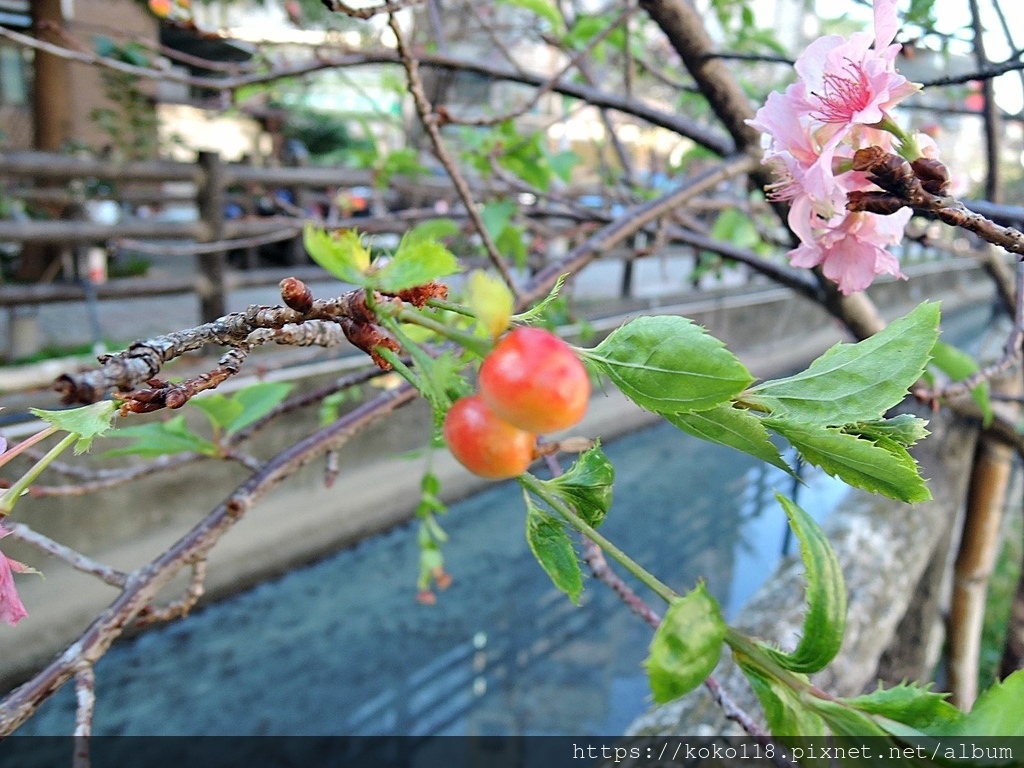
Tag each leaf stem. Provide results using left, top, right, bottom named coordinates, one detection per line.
left=395, top=307, right=493, bottom=358
left=426, top=298, right=476, bottom=317
left=725, top=628, right=839, bottom=703
left=0, top=432, right=79, bottom=515
left=520, top=473, right=679, bottom=604
left=0, top=426, right=59, bottom=471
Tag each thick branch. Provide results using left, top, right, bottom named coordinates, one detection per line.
left=0, top=25, right=732, bottom=156
left=54, top=289, right=380, bottom=404
left=0, top=383, right=418, bottom=736
left=520, top=154, right=757, bottom=307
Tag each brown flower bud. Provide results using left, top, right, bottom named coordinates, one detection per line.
left=280, top=277, right=314, bottom=314
left=846, top=191, right=907, bottom=216
left=911, top=158, right=951, bottom=196
left=852, top=147, right=916, bottom=197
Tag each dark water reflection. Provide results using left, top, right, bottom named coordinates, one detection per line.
left=18, top=420, right=848, bottom=737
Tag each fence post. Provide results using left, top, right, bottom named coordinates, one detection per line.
left=197, top=151, right=227, bottom=322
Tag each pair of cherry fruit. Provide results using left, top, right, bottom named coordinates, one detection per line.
left=443, top=327, right=590, bottom=479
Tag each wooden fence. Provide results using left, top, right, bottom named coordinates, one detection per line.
left=0, top=150, right=457, bottom=325
left=2, top=149, right=1022, bottom=341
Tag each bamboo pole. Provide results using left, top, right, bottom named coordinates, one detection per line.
left=948, top=373, right=1023, bottom=708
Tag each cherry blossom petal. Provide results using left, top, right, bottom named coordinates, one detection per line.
left=0, top=525, right=29, bottom=626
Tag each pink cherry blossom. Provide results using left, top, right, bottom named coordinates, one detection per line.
left=0, top=525, right=29, bottom=627
left=794, top=0, right=918, bottom=136
left=747, top=0, right=926, bottom=294
left=789, top=208, right=912, bottom=294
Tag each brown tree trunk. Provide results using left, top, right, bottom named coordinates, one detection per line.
left=20, top=0, right=73, bottom=282
left=31, top=0, right=72, bottom=152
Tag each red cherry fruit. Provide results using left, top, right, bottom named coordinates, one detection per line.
left=442, top=395, right=536, bottom=480
left=479, top=327, right=590, bottom=434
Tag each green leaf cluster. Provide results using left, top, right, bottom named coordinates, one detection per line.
left=718, top=497, right=1024, bottom=746
left=303, top=224, right=460, bottom=290
left=584, top=303, right=941, bottom=503
left=103, top=382, right=293, bottom=458
left=519, top=446, right=614, bottom=603
left=31, top=401, right=118, bottom=454
left=929, top=340, right=993, bottom=425
left=415, top=471, right=450, bottom=592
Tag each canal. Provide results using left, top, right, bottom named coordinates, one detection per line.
left=12, top=301, right=995, bottom=737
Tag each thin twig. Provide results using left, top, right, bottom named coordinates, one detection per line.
left=54, top=286, right=384, bottom=404
left=113, top=228, right=300, bottom=258
left=0, top=26, right=733, bottom=153
left=387, top=13, right=521, bottom=295
left=6, top=523, right=128, bottom=588
left=542, top=455, right=771, bottom=743
left=135, top=559, right=208, bottom=627
left=916, top=261, right=1024, bottom=402
left=449, top=6, right=639, bottom=128
left=919, top=54, right=1024, bottom=87
left=72, top=664, right=95, bottom=768
left=323, top=0, right=425, bottom=19
left=0, top=383, right=418, bottom=736
left=29, top=454, right=203, bottom=497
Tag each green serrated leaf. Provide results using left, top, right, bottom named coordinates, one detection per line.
left=542, top=443, right=614, bottom=527
left=734, top=653, right=828, bottom=739
left=767, top=419, right=931, bottom=503
left=844, top=414, right=930, bottom=447
left=646, top=583, right=726, bottom=703
left=102, top=415, right=217, bottom=458
left=224, top=382, right=294, bottom=435
left=583, top=316, right=753, bottom=414
left=303, top=224, right=371, bottom=284
left=930, top=340, right=993, bottom=426
left=376, top=236, right=460, bottom=293
left=190, top=395, right=245, bottom=431
left=513, top=274, right=567, bottom=325
left=665, top=405, right=795, bottom=476
left=749, top=303, right=941, bottom=425
left=763, top=494, right=846, bottom=673
left=931, top=668, right=1024, bottom=736
left=525, top=497, right=583, bottom=604
left=846, top=682, right=960, bottom=733
left=810, top=698, right=892, bottom=737
left=30, top=401, right=118, bottom=454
